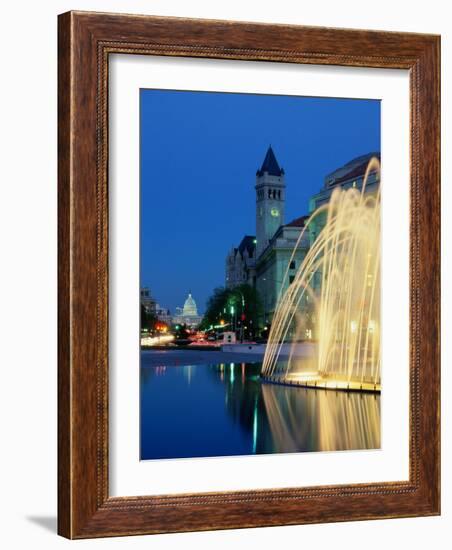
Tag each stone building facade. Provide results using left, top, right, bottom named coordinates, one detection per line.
left=226, top=146, right=309, bottom=328
left=225, top=147, right=380, bottom=332
left=256, top=215, right=310, bottom=326
left=225, top=236, right=256, bottom=289
left=140, top=287, right=172, bottom=325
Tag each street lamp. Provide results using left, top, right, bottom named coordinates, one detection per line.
left=233, top=289, right=246, bottom=343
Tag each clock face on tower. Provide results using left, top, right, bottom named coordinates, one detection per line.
left=271, top=208, right=280, bottom=217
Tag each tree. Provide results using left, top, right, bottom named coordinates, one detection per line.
left=230, top=283, right=262, bottom=340
left=140, top=304, right=157, bottom=332
left=200, top=284, right=262, bottom=340
left=199, top=287, right=230, bottom=330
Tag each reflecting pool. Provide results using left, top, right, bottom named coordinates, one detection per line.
left=140, top=351, right=380, bottom=460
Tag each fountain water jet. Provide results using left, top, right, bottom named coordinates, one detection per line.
left=261, top=158, right=381, bottom=392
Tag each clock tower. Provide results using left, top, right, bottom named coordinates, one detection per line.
left=255, top=146, right=286, bottom=258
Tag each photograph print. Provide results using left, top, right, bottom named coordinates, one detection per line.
left=140, top=89, right=381, bottom=461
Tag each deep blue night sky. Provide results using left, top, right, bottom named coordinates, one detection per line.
left=140, top=90, right=380, bottom=314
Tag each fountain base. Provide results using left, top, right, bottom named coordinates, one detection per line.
left=261, top=373, right=381, bottom=393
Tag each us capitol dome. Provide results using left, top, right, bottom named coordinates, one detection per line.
left=172, top=292, right=203, bottom=328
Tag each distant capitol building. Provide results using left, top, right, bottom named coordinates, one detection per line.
left=226, top=146, right=380, bottom=331
left=172, top=292, right=203, bottom=328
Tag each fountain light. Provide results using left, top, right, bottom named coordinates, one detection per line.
left=262, top=158, right=381, bottom=393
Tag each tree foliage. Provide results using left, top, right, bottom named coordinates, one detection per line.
left=200, top=284, right=262, bottom=338
left=141, top=304, right=157, bottom=331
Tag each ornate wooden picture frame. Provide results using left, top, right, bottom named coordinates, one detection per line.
left=58, top=11, right=440, bottom=539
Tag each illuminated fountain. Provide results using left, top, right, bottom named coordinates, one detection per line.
left=261, top=158, right=381, bottom=392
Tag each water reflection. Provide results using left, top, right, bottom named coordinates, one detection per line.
left=261, top=383, right=380, bottom=452
left=140, top=360, right=380, bottom=460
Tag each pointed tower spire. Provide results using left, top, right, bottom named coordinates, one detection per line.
left=257, top=145, right=284, bottom=177
left=255, top=146, right=286, bottom=258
